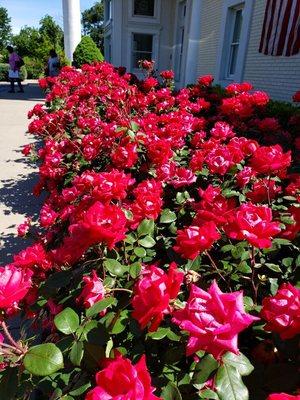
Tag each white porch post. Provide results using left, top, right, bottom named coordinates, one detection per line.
left=62, top=0, right=82, bottom=62
left=184, top=0, right=202, bottom=85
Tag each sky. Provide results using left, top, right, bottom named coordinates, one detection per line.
left=1, top=0, right=96, bottom=34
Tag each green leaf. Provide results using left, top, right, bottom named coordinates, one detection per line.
left=129, top=262, right=142, bottom=278
left=161, top=382, right=182, bottom=400
left=24, top=344, right=64, bottom=376
left=130, top=121, right=139, bottom=131
left=148, top=327, right=169, bottom=340
left=54, top=308, right=79, bottom=335
left=69, top=342, right=84, bottom=366
left=69, top=382, right=91, bottom=396
left=216, top=365, right=249, bottom=400
left=138, top=236, right=156, bottom=248
left=86, top=297, right=116, bottom=318
left=134, top=247, right=147, bottom=257
left=160, top=209, right=177, bottom=223
left=272, top=238, right=291, bottom=246
left=193, top=354, right=219, bottom=385
left=222, top=352, right=254, bottom=376
left=282, top=257, right=293, bottom=267
left=199, top=389, right=220, bottom=399
left=265, top=263, right=282, bottom=273
left=269, top=278, right=279, bottom=295
left=137, top=219, right=154, bottom=236
left=104, top=259, right=126, bottom=277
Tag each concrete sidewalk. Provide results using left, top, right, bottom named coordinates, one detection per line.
left=0, top=80, right=44, bottom=264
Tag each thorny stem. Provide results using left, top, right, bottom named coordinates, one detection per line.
left=205, top=251, right=227, bottom=284
left=0, top=321, right=24, bottom=353
left=250, top=246, right=258, bottom=303
left=108, top=288, right=133, bottom=295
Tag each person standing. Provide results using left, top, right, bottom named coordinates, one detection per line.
left=46, top=49, right=60, bottom=77
left=6, top=46, right=24, bottom=93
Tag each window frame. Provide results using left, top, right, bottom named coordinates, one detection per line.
left=226, top=5, right=244, bottom=79
left=131, top=32, right=154, bottom=70
left=215, top=0, right=254, bottom=85
left=128, top=0, right=161, bottom=23
left=104, top=0, right=112, bottom=23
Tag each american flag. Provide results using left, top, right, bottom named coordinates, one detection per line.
left=259, top=0, right=300, bottom=56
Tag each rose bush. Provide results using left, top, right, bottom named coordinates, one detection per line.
left=0, top=61, right=299, bottom=399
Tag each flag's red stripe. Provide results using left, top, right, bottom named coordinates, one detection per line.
left=286, top=0, right=300, bottom=55
left=264, top=0, right=277, bottom=55
left=259, top=0, right=272, bottom=53
left=276, top=0, right=293, bottom=55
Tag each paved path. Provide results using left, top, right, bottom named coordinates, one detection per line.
left=0, top=80, right=44, bottom=264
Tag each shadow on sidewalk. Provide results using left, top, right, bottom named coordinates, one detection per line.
left=0, top=82, right=44, bottom=102
left=0, top=169, right=44, bottom=264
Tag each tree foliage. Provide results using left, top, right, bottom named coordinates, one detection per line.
left=73, top=35, right=103, bottom=67
left=0, top=7, right=12, bottom=51
left=82, top=1, right=104, bottom=51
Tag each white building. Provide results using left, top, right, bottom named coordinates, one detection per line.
left=102, top=0, right=300, bottom=102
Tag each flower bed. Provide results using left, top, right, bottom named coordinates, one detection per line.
left=0, top=62, right=300, bottom=399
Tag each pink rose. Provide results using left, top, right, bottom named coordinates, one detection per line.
left=261, top=283, right=300, bottom=340
left=0, top=265, right=33, bottom=311
left=172, top=281, right=258, bottom=359
left=77, top=270, right=106, bottom=310
left=85, top=354, right=160, bottom=400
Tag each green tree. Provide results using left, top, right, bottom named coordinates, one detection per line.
left=39, top=15, right=64, bottom=49
left=73, top=35, right=103, bottom=67
left=82, top=1, right=104, bottom=51
left=0, top=7, right=12, bottom=50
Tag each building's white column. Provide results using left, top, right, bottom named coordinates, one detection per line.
left=62, top=0, right=82, bottom=62
left=184, top=0, right=202, bottom=85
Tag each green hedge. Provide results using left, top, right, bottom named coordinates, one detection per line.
left=73, top=36, right=103, bottom=68
left=0, top=63, right=27, bottom=81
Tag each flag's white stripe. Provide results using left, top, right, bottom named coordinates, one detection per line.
left=283, top=0, right=298, bottom=55
left=273, top=0, right=288, bottom=54
left=262, top=0, right=275, bottom=53
left=269, top=0, right=283, bottom=54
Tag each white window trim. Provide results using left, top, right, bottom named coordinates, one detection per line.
left=215, top=0, right=254, bottom=86
left=104, top=0, right=112, bottom=25
left=125, top=28, right=159, bottom=74
left=126, top=28, right=160, bottom=74
left=128, top=0, right=161, bottom=24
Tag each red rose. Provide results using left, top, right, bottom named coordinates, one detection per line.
left=172, top=281, right=258, bottom=359
left=111, top=142, right=138, bottom=169
left=160, top=70, right=174, bottom=80
left=13, top=243, right=51, bottom=270
left=268, top=394, right=300, bottom=400
left=225, top=203, right=281, bottom=248
left=174, top=222, right=220, bottom=260
left=250, top=145, right=291, bottom=175
left=292, top=90, right=300, bottom=102
left=210, top=122, right=235, bottom=141
left=246, top=178, right=281, bottom=203
left=0, top=265, right=33, bottom=312
left=197, top=75, right=214, bottom=87
left=194, top=185, right=236, bottom=227
left=261, top=283, right=300, bottom=340
left=132, top=263, right=184, bottom=331
left=85, top=354, right=160, bottom=400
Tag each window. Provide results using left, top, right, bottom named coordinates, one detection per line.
left=104, top=0, right=112, bottom=22
left=132, top=33, right=153, bottom=68
left=104, top=35, right=112, bottom=63
left=227, top=7, right=243, bottom=78
left=174, top=1, right=186, bottom=81
left=133, top=0, right=155, bottom=17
